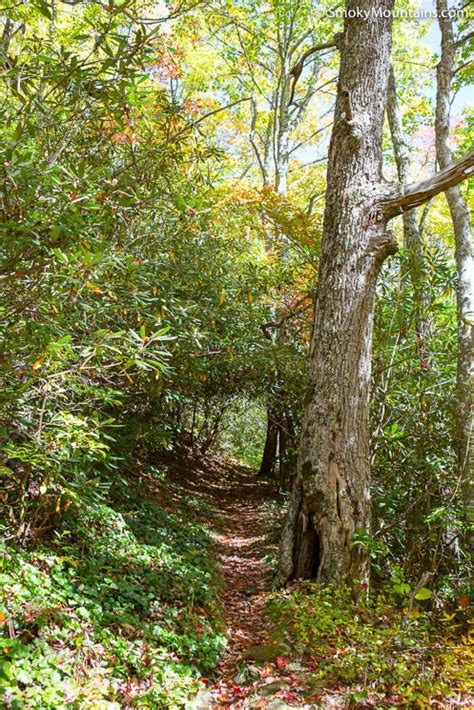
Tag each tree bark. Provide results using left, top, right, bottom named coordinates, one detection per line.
left=277, top=0, right=397, bottom=585
left=435, top=0, right=474, bottom=558
left=276, top=0, right=474, bottom=586
left=386, top=65, right=428, bottom=335
left=386, top=66, right=431, bottom=532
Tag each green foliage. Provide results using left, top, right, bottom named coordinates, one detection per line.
left=372, top=245, right=469, bottom=585
left=268, top=584, right=472, bottom=706
left=0, top=0, right=472, bottom=703
left=0, top=0, right=291, bottom=540
left=0, top=476, right=225, bottom=707
left=218, top=398, right=267, bottom=468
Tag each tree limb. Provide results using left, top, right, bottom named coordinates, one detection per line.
left=381, top=150, right=474, bottom=219
left=249, top=98, right=267, bottom=183
left=261, top=296, right=310, bottom=339
left=455, top=30, right=474, bottom=48
left=288, top=40, right=337, bottom=106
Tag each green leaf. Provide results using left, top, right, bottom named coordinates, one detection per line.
left=16, top=668, right=32, bottom=685
left=414, top=587, right=432, bottom=600
left=34, top=0, right=53, bottom=20
left=174, top=195, right=187, bottom=212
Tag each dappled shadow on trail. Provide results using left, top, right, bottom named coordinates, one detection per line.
left=152, top=448, right=342, bottom=709
left=154, top=447, right=275, bottom=652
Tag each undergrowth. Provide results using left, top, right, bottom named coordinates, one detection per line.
left=268, top=583, right=473, bottom=707
left=0, top=470, right=226, bottom=708
left=259, top=497, right=288, bottom=572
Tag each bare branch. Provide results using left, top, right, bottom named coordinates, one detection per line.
left=381, top=150, right=474, bottom=219
left=453, top=59, right=472, bottom=76
left=249, top=98, right=267, bottom=183
left=288, top=40, right=337, bottom=106
left=455, top=30, right=474, bottom=48
left=288, top=121, right=333, bottom=155
left=261, top=296, right=310, bottom=338
left=418, top=200, right=432, bottom=236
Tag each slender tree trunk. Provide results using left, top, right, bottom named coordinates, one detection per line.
left=259, top=408, right=279, bottom=477
left=258, top=42, right=295, bottom=481
left=435, top=0, right=474, bottom=558
left=387, top=66, right=432, bottom=543
left=256, top=23, right=327, bottom=483
left=387, top=66, right=429, bottom=348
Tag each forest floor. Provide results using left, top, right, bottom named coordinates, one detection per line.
left=157, top=449, right=473, bottom=710
left=156, top=449, right=347, bottom=709
left=1, top=446, right=471, bottom=708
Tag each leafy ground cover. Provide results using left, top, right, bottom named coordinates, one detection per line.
left=1, top=450, right=472, bottom=708
left=0, top=459, right=225, bottom=708
left=265, top=584, right=473, bottom=708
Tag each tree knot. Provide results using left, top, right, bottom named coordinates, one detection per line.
left=337, top=89, right=364, bottom=148
left=368, top=230, right=398, bottom=260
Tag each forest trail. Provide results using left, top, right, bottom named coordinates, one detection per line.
left=154, top=450, right=473, bottom=710
left=157, top=449, right=335, bottom=709
left=204, top=461, right=277, bottom=707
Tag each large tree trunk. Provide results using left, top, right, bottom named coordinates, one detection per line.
left=435, top=0, right=474, bottom=558
left=276, top=0, right=474, bottom=586
left=277, top=0, right=397, bottom=585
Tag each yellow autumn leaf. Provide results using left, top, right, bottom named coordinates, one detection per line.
left=86, top=281, right=103, bottom=294
left=442, top=612, right=457, bottom=622
left=246, top=291, right=253, bottom=305
left=0, top=612, right=7, bottom=624
left=219, top=290, right=226, bottom=305
left=32, top=357, right=44, bottom=371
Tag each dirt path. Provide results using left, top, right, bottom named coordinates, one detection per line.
left=206, top=462, right=276, bottom=706
left=154, top=449, right=472, bottom=710
left=155, top=449, right=320, bottom=709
